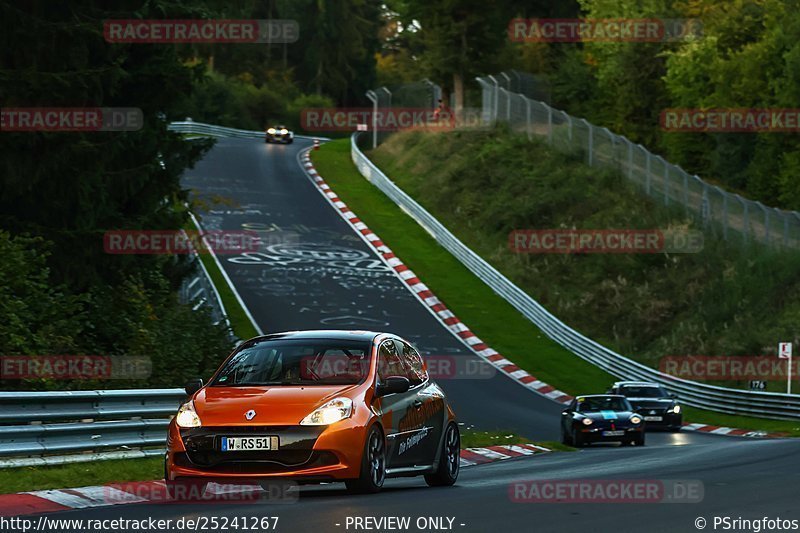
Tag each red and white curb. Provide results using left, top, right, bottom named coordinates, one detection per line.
left=0, top=447, right=549, bottom=516
left=299, top=151, right=573, bottom=405
left=680, top=423, right=786, bottom=439
left=300, top=149, right=791, bottom=441
left=459, top=443, right=551, bottom=466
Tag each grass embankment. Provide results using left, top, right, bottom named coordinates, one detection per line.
left=311, top=136, right=800, bottom=436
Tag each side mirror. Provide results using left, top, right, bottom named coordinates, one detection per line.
left=669, top=393, right=678, bottom=399
left=377, top=376, right=410, bottom=397
left=185, top=378, right=204, bottom=396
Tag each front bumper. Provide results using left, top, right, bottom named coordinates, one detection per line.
left=636, top=411, right=682, bottom=429
left=578, top=425, right=643, bottom=442
left=265, top=133, right=292, bottom=143
left=166, top=420, right=366, bottom=481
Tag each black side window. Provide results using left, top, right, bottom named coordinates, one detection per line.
left=397, top=341, right=427, bottom=386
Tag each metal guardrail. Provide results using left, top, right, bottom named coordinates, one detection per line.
left=168, top=121, right=328, bottom=141
left=0, top=389, right=184, bottom=463
left=350, top=132, right=800, bottom=421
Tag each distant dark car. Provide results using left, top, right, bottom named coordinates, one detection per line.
left=608, top=381, right=682, bottom=431
left=561, top=395, right=645, bottom=447
left=265, top=125, right=293, bottom=144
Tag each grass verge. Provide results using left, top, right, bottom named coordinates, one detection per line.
left=310, top=138, right=800, bottom=437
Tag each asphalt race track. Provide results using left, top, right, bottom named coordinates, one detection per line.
left=31, top=137, right=800, bottom=532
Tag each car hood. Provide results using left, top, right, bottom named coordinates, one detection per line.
left=579, top=410, right=637, bottom=422
left=193, top=384, right=357, bottom=426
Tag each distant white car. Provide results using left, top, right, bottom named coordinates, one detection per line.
left=265, top=125, right=293, bottom=144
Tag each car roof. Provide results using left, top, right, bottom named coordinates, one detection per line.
left=576, top=394, right=626, bottom=400
left=244, top=329, right=384, bottom=343
left=612, top=381, right=662, bottom=387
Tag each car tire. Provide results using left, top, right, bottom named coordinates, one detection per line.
left=631, top=433, right=646, bottom=446
left=425, top=423, right=460, bottom=487
left=345, top=425, right=386, bottom=494
left=560, top=427, right=573, bottom=446
left=287, top=139, right=294, bottom=144
left=573, top=431, right=586, bottom=447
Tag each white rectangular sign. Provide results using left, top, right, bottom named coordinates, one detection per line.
left=779, top=342, right=792, bottom=359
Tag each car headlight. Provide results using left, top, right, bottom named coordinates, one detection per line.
left=300, top=397, right=353, bottom=426
left=581, top=418, right=593, bottom=426
left=630, top=415, right=642, bottom=424
left=669, top=405, right=681, bottom=414
left=267, top=128, right=276, bottom=134
left=175, top=401, right=202, bottom=428
left=280, top=128, right=288, bottom=134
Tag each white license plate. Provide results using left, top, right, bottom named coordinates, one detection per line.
left=644, top=416, right=663, bottom=422
left=221, top=436, right=275, bottom=451
left=602, top=430, right=625, bottom=437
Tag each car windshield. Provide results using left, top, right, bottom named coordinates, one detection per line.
left=577, top=397, right=629, bottom=412
left=212, top=339, right=371, bottom=386
left=619, top=386, right=668, bottom=398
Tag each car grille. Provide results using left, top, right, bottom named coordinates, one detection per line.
left=176, top=450, right=339, bottom=472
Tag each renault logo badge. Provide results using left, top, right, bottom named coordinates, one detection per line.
left=245, top=409, right=256, bottom=420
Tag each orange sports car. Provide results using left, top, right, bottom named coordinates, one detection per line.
left=165, top=330, right=459, bottom=494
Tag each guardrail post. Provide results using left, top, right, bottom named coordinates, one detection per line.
left=547, top=104, right=553, bottom=145
left=645, top=151, right=652, bottom=195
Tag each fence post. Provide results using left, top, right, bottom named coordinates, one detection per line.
left=717, top=191, right=728, bottom=241
left=526, top=98, right=532, bottom=141
left=365, top=90, right=378, bottom=149
left=583, top=120, right=593, bottom=166
left=683, top=171, right=689, bottom=217
left=627, top=140, right=633, bottom=180
left=742, top=199, right=750, bottom=245
left=784, top=214, right=789, bottom=247
left=566, top=113, right=573, bottom=142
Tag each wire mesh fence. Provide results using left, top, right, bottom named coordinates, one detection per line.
left=367, top=79, right=441, bottom=147
left=476, top=71, right=800, bottom=250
